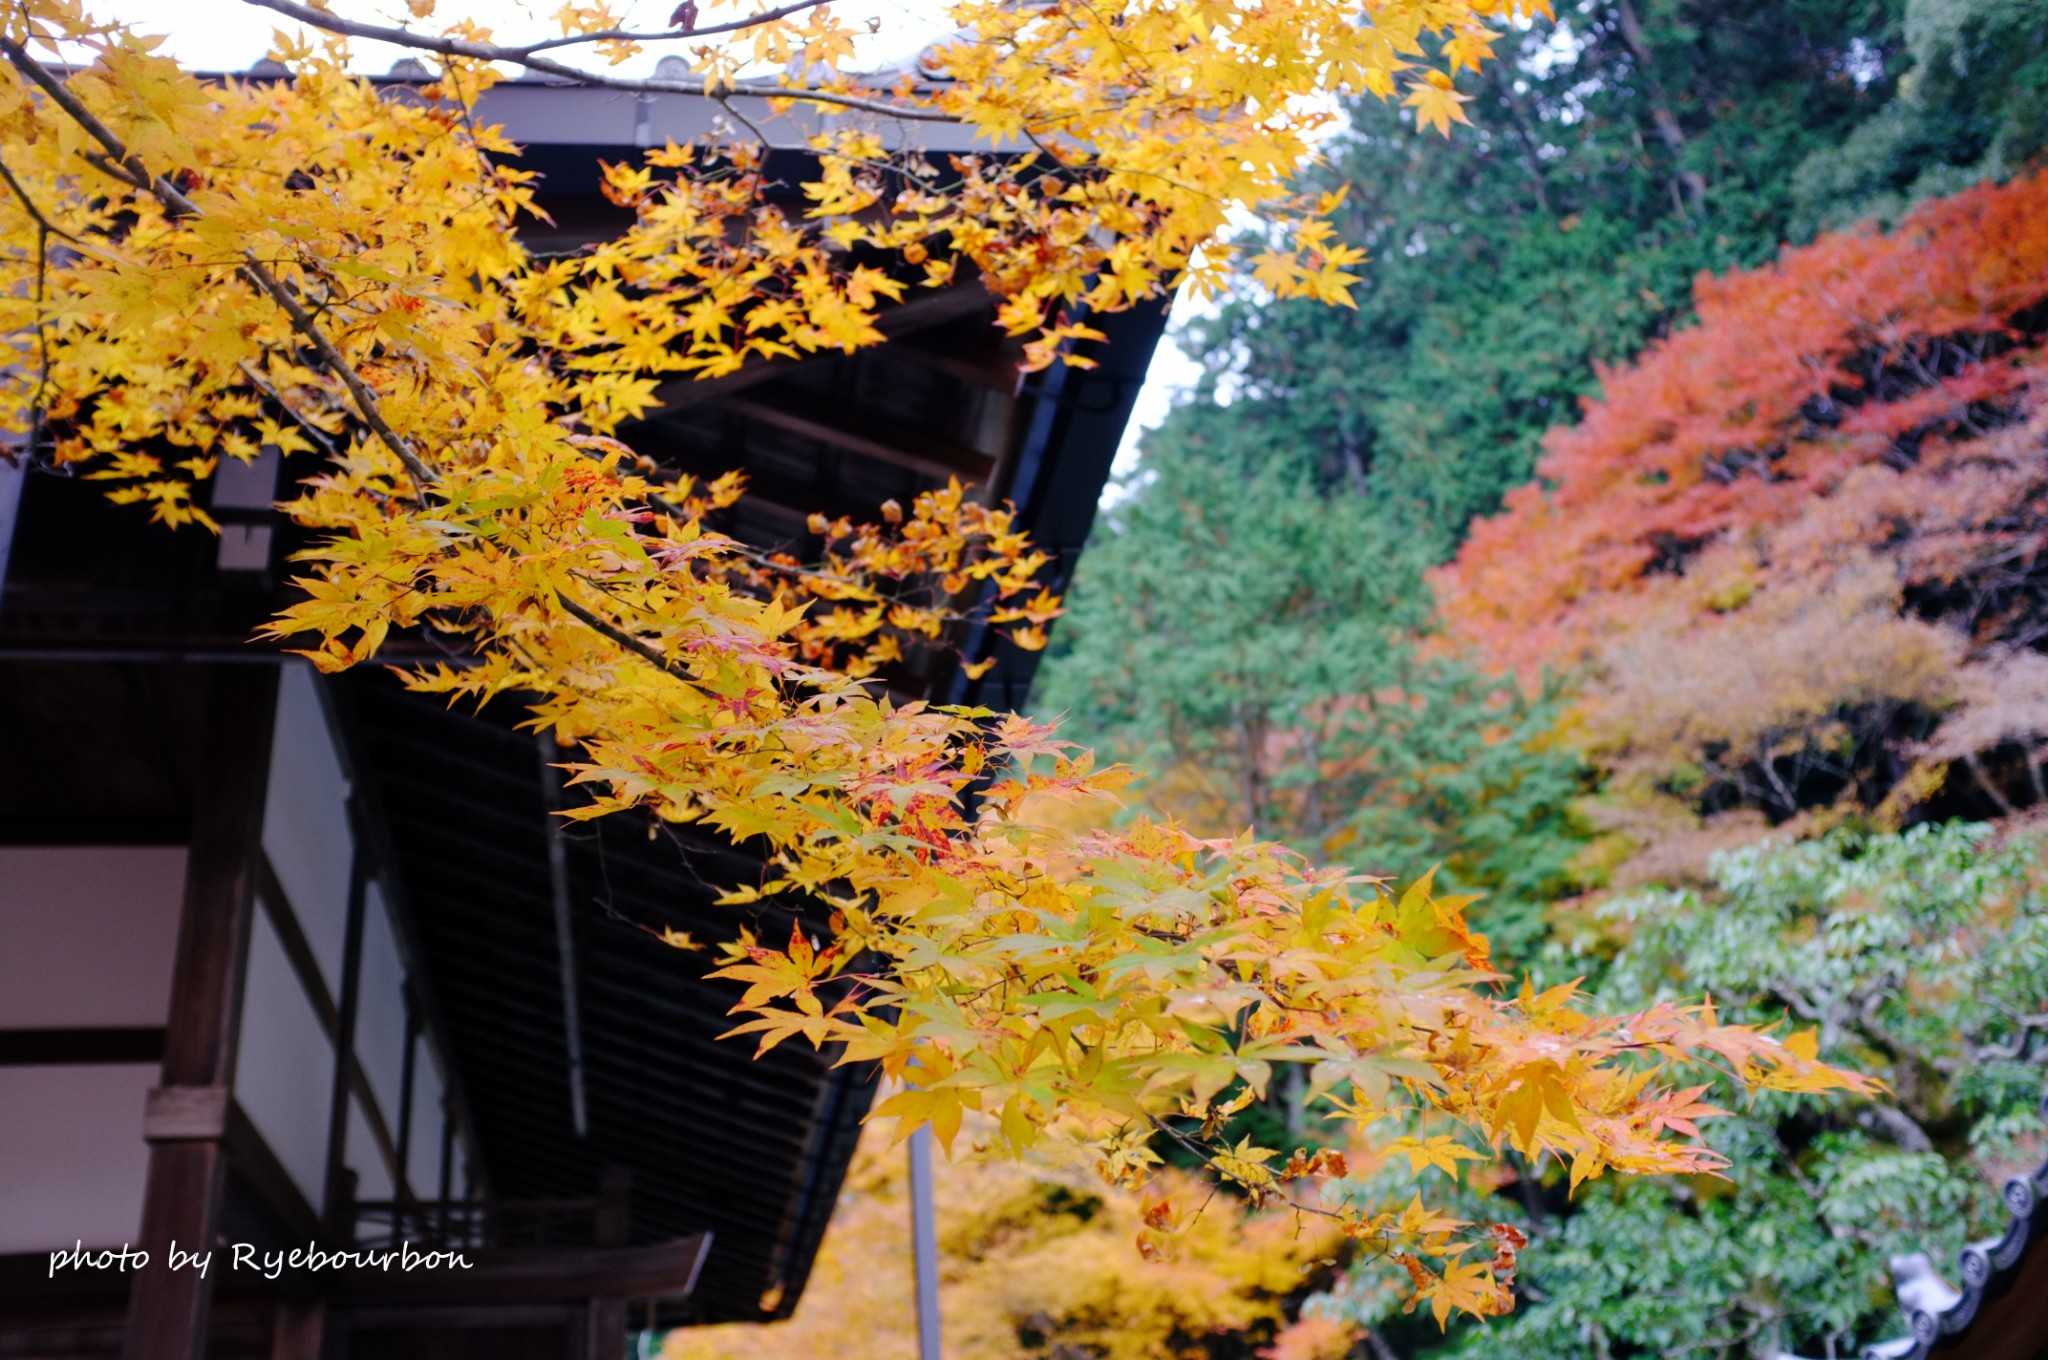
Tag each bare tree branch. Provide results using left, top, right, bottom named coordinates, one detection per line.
left=506, top=0, right=840, bottom=53
left=555, top=588, right=688, bottom=679
left=240, top=0, right=958, bottom=123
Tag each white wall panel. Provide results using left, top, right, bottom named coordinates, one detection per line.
left=353, top=879, right=410, bottom=1132
left=406, top=1043, right=447, bottom=1195
left=261, top=663, right=354, bottom=997
left=0, top=846, right=184, bottom=1029
left=0, top=1064, right=153, bottom=1253
left=346, top=1098, right=393, bottom=1203
left=233, top=903, right=332, bottom=1210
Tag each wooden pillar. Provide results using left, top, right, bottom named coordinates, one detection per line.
left=268, top=1300, right=325, bottom=1360
left=583, top=1168, right=632, bottom=1359
left=124, top=664, right=278, bottom=1360
left=581, top=1300, right=627, bottom=1360
left=909, top=1126, right=942, bottom=1360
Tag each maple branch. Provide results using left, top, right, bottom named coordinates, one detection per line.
left=1141, top=1112, right=1349, bottom=1225
left=0, top=150, right=81, bottom=243
left=0, top=36, right=441, bottom=498
left=0, top=150, right=64, bottom=465
left=508, top=0, right=841, bottom=53
left=238, top=257, right=440, bottom=493
left=714, top=93, right=772, bottom=155
left=555, top=588, right=688, bottom=679
left=239, top=0, right=958, bottom=123
left=237, top=359, right=342, bottom=459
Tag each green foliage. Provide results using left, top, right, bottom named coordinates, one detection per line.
left=1791, top=0, right=2048, bottom=231
left=1038, top=5, right=2048, bottom=1349
left=1038, top=435, right=1584, bottom=958
left=1181, top=0, right=1919, bottom=546
left=1307, top=824, right=2048, bottom=1360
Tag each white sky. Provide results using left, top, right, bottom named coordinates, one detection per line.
left=127, top=0, right=1205, bottom=477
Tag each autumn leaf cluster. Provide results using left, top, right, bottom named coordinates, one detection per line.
left=1436, top=169, right=2048, bottom=881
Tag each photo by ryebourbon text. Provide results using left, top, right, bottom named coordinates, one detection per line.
left=49, top=1241, right=472, bottom=1280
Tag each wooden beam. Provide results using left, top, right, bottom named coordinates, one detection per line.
left=0, top=1026, right=165, bottom=1065
left=537, top=735, right=590, bottom=1140
left=143, top=1085, right=231, bottom=1141
left=393, top=1000, right=420, bottom=1213
left=330, top=1234, right=711, bottom=1306
left=253, top=854, right=406, bottom=1199
left=891, top=338, right=1024, bottom=396
left=124, top=664, right=278, bottom=1360
left=723, top=396, right=996, bottom=484
left=334, top=1303, right=576, bottom=1330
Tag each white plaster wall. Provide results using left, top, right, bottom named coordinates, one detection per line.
left=233, top=904, right=332, bottom=1210
left=0, top=846, right=185, bottom=1029
left=261, top=663, right=353, bottom=998
left=345, top=1098, right=393, bottom=1204
left=405, top=1046, right=447, bottom=1196
left=353, top=879, right=410, bottom=1135
left=0, top=1064, right=154, bottom=1253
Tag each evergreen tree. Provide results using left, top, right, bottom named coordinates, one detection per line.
left=1173, top=0, right=2041, bottom=546
left=1038, top=430, right=1585, bottom=959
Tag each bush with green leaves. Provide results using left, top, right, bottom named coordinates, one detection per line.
left=1299, top=823, right=2048, bottom=1360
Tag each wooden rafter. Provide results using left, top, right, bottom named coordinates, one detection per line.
left=723, top=396, right=996, bottom=484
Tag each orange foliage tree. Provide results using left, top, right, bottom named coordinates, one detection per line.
left=1437, top=170, right=2048, bottom=879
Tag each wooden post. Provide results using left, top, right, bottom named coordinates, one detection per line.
left=268, top=1300, right=326, bottom=1360
left=909, top=1127, right=942, bottom=1360
left=581, top=1299, right=627, bottom=1360
left=594, top=1166, right=633, bottom=1247
left=583, top=1167, right=632, bottom=1359
left=124, top=664, right=278, bottom=1360
left=435, top=1111, right=454, bottom=1247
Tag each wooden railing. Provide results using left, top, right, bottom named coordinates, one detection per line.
left=349, top=1166, right=632, bottom=1251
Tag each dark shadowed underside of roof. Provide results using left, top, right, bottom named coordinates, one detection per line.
left=340, top=673, right=871, bottom=1325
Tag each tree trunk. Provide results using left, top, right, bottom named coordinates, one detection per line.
left=1611, top=0, right=1706, bottom=215
left=1487, top=61, right=1554, bottom=215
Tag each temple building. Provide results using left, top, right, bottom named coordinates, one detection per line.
left=0, top=70, right=1164, bottom=1360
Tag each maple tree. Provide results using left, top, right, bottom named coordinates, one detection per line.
left=0, top=0, right=1875, bottom=1320
left=1033, top=49, right=2048, bottom=1351
left=1436, top=168, right=2048, bottom=881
